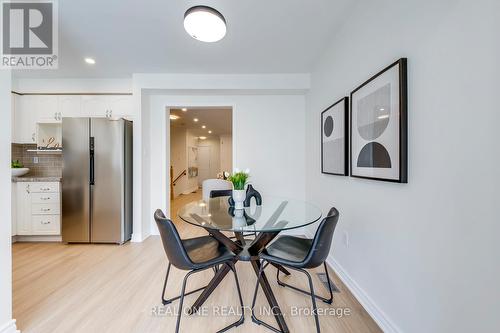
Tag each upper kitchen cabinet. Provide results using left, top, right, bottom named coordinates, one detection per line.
left=11, top=93, right=17, bottom=142
left=12, top=94, right=133, bottom=144
left=81, top=95, right=132, bottom=118
left=16, top=95, right=58, bottom=143
left=58, top=95, right=82, bottom=118
left=107, top=95, right=133, bottom=118
left=81, top=95, right=108, bottom=117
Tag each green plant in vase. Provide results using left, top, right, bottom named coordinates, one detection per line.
left=228, top=169, right=250, bottom=209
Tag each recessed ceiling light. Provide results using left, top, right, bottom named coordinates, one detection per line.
left=184, top=6, right=227, bottom=43
left=193, top=118, right=199, bottom=122
left=181, top=108, right=188, bottom=112
left=199, top=136, right=207, bottom=140
left=208, top=130, right=212, bottom=134
left=170, top=115, right=180, bottom=120
left=84, top=57, right=96, bottom=65
left=202, top=125, right=206, bottom=129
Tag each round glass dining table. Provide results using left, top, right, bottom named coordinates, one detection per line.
left=177, top=195, right=323, bottom=333
left=178, top=195, right=322, bottom=233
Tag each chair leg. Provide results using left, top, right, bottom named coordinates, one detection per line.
left=162, top=263, right=208, bottom=305
left=322, top=262, right=334, bottom=304
left=216, top=261, right=245, bottom=332
left=276, top=262, right=333, bottom=304
left=251, top=261, right=283, bottom=333
left=175, top=270, right=195, bottom=333
left=301, top=268, right=321, bottom=333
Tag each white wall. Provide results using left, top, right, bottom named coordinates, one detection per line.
left=219, top=134, right=232, bottom=173
left=305, top=1, right=500, bottom=332
left=1, top=70, right=17, bottom=332
left=147, top=93, right=306, bottom=235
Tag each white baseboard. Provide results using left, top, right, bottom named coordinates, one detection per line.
left=0, top=319, right=19, bottom=333
left=326, top=257, right=401, bottom=333
left=14, top=235, right=61, bottom=242
left=302, top=228, right=400, bottom=333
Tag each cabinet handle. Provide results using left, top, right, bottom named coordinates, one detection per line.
left=41, top=197, right=51, bottom=200
left=41, top=208, right=51, bottom=212
left=40, top=187, right=51, bottom=191
left=41, top=221, right=51, bottom=225
left=26, top=184, right=30, bottom=194
left=32, top=133, right=35, bottom=142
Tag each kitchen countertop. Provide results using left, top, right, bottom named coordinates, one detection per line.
left=12, top=176, right=62, bottom=182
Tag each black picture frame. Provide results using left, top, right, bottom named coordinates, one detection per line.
left=349, top=58, right=408, bottom=183
left=321, top=97, right=349, bottom=176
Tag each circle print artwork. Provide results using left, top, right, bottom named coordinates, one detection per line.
left=357, top=83, right=391, bottom=140
left=324, top=115, right=334, bottom=137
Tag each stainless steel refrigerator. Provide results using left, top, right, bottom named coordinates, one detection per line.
left=62, top=118, right=133, bottom=244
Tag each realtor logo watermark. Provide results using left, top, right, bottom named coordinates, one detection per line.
left=1, top=0, right=58, bottom=69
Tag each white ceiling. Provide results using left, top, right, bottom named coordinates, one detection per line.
left=13, top=0, right=354, bottom=78
left=170, top=107, right=232, bottom=137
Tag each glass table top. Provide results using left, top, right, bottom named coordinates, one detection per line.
left=178, top=195, right=323, bottom=232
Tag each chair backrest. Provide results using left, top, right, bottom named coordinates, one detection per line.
left=154, top=209, right=193, bottom=270
left=302, top=207, right=340, bottom=268
left=210, top=189, right=232, bottom=198
left=202, top=179, right=232, bottom=201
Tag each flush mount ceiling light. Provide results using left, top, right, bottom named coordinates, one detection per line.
left=199, top=136, right=207, bottom=140
left=84, top=57, right=96, bottom=65
left=184, top=6, right=227, bottom=43
left=170, top=114, right=180, bottom=120
left=181, top=108, right=188, bottom=112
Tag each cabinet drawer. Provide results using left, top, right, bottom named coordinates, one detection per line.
left=31, top=203, right=60, bottom=215
left=31, top=192, right=60, bottom=204
left=31, top=215, right=60, bottom=235
left=30, top=182, right=60, bottom=193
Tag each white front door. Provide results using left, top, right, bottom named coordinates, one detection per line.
left=198, top=146, right=211, bottom=185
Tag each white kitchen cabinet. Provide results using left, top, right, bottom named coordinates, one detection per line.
left=58, top=95, right=81, bottom=118
left=16, top=182, right=61, bottom=236
left=15, top=95, right=58, bottom=143
left=81, top=95, right=133, bottom=118
left=32, top=95, right=59, bottom=123
left=13, top=94, right=133, bottom=143
left=16, top=96, right=38, bottom=143
left=107, top=95, right=133, bottom=117
left=11, top=94, right=16, bottom=142
left=16, top=183, right=32, bottom=234
left=81, top=95, right=109, bottom=117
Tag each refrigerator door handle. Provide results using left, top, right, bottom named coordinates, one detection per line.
left=90, top=137, right=95, bottom=185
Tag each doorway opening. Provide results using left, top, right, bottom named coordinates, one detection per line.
left=169, top=107, right=233, bottom=210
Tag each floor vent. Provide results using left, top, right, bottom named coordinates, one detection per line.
left=317, top=272, right=340, bottom=293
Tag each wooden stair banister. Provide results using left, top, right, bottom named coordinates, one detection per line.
left=170, top=166, right=187, bottom=200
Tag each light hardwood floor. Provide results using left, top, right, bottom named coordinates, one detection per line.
left=13, top=191, right=381, bottom=333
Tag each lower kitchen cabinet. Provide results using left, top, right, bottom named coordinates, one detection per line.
left=16, top=182, right=61, bottom=236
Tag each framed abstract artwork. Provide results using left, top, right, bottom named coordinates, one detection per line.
left=350, top=58, right=408, bottom=183
left=321, top=97, right=348, bottom=176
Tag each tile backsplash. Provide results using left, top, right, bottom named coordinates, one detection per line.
left=12, top=144, right=62, bottom=177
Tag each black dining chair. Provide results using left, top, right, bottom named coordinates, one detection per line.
left=154, top=209, right=245, bottom=333
left=250, top=207, right=340, bottom=333
left=209, top=189, right=233, bottom=198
